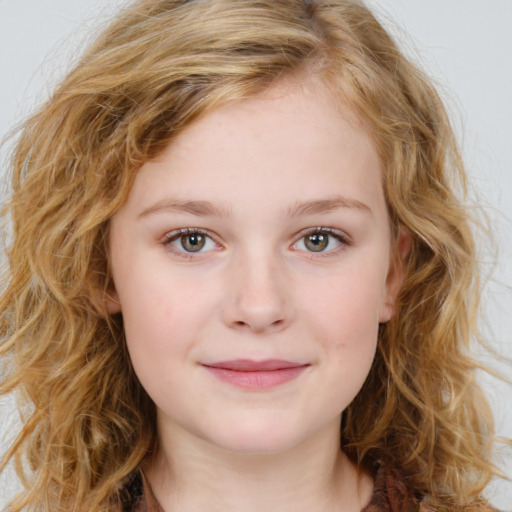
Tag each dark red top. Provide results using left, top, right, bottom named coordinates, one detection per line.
left=124, top=464, right=497, bottom=512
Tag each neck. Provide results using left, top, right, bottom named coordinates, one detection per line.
left=144, top=419, right=373, bottom=512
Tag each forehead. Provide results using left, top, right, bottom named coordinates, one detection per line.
left=190, top=83, right=357, bottom=143
left=121, top=77, right=384, bottom=219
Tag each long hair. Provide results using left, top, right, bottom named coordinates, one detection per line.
left=0, top=0, right=502, bottom=510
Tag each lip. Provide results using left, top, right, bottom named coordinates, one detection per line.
left=202, top=359, right=310, bottom=390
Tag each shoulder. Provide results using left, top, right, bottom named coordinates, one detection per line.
left=362, top=465, right=500, bottom=512
left=121, top=468, right=164, bottom=512
left=362, top=465, right=420, bottom=511
left=119, top=469, right=146, bottom=512
left=419, top=497, right=500, bottom=512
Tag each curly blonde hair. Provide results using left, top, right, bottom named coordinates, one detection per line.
left=0, top=0, right=504, bottom=510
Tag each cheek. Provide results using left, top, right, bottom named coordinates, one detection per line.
left=117, top=258, right=214, bottom=335
left=121, top=295, right=194, bottom=410
left=296, top=262, right=384, bottom=392
left=117, top=263, right=224, bottom=389
left=299, top=262, right=385, bottom=342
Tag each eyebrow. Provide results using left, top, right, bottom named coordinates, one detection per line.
left=138, top=199, right=231, bottom=219
left=138, top=195, right=372, bottom=219
left=286, top=196, right=372, bottom=217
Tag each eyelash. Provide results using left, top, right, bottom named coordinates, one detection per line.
left=161, top=227, right=351, bottom=260
left=292, top=227, right=351, bottom=258
left=161, top=228, right=219, bottom=261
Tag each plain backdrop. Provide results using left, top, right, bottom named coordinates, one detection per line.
left=0, top=0, right=511, bottom=510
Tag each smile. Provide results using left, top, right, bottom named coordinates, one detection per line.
left=201, top=359, right=310, bottom=391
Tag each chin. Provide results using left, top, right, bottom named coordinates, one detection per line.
left=213, top=435, right=305, bottom=456
left=201, top=416, right=313, bottom=456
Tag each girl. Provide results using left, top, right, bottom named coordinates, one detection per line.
left=0, top=0, right=508, bottom=510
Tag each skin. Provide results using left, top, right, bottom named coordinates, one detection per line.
left=108, top=78, right=410, bottom=511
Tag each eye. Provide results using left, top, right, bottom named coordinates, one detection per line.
left=163, top=229, right=219, bottom=255
left=292, top=228, right=349, bottom=254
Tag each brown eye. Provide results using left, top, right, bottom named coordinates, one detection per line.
left=292, top=228, right=348, bottom=255
left=304, top=233, right=329, bottom=252
left=165, top=229, right=218, bottom=257
left=180, top=233, right=206, bottom=252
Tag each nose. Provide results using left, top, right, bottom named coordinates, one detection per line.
left=222, top=250, right=293, bottom=334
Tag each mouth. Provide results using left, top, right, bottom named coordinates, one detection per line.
left=201, top=359, right=310, bottom=390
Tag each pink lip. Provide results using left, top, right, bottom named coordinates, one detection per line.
left=202, top=359, right=310, bottom=390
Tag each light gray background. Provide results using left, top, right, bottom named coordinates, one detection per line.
left=0, top=0, right=511, bottom=509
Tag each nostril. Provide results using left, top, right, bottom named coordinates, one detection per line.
left=223, top=284, right=292, bottom=333
left=231, top=317, right=286, bottom=333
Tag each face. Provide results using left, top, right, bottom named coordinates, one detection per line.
left=108, top=79, right=407, bottom=455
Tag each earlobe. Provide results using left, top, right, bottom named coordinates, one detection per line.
left=378, top=303, right=394, bottom=324
left=378, top=226, right=412, bottom=323
left=105, top=288, right=122, bottom=314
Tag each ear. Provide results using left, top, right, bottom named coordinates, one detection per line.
left=378, top=226, right=412, bottom=323
left=104, top=285, right=122, bottom=314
